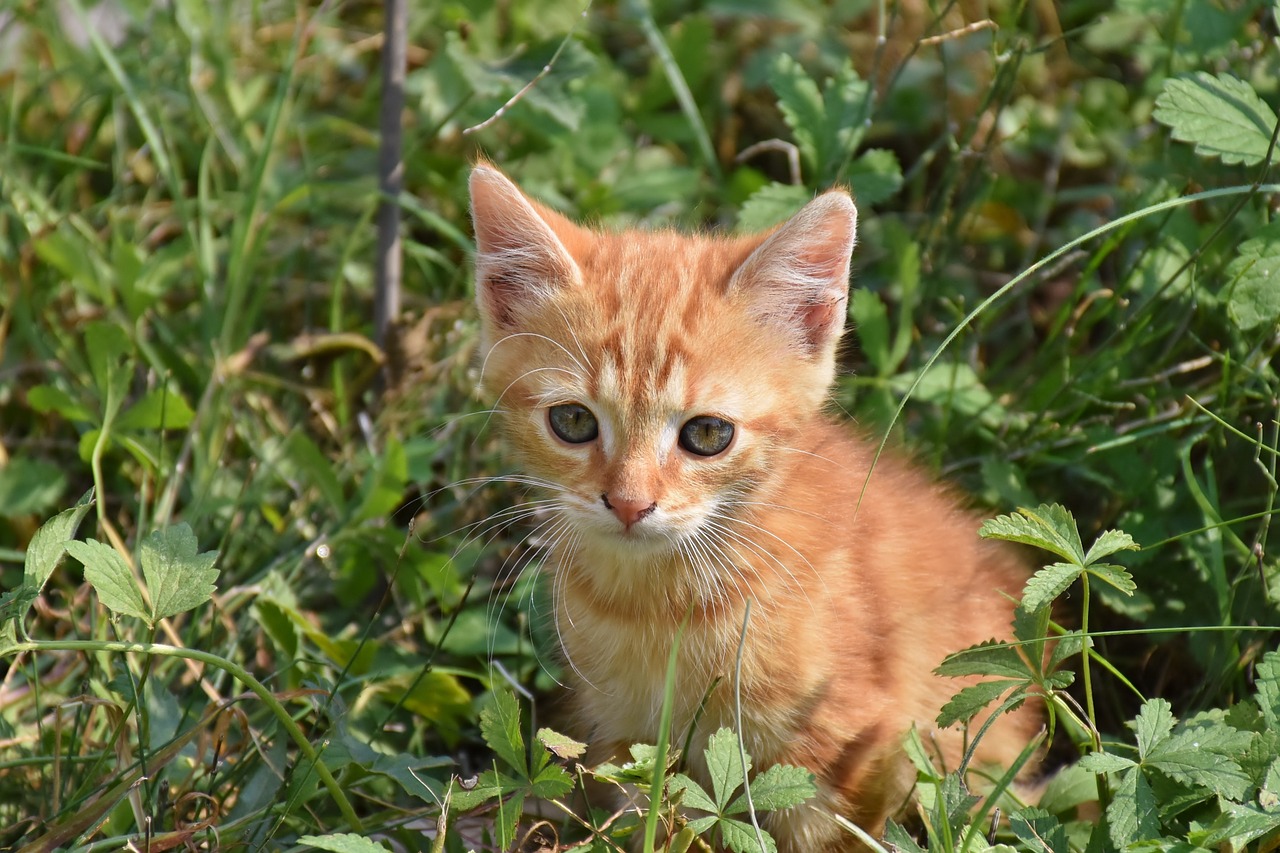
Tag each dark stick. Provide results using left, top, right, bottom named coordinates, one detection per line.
left=374, top=0, right=406, bottom=371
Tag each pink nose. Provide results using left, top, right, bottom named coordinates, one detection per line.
left=602, top=494, right=657, bottom=528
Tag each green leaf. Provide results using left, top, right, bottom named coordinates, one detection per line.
left=24, top=491, right=95, bottom=593
left=727, top=762, right=815, bottom=813
left=1225, top=220, right=1280, bottom=331
left=719, top=816, right=776, bottom=853
left=68, top=539, right=150, bottom=621
left=114, top=388, right=196, bottom=432
left=1132, top=698, right=1175, bottom=760
left=297, top=834, right=388, bottom=852
left=1021, top=562, right=1082, bottom=613
left=980, top=504, right=1085, bottom=564
left=1148, top=726, right=1251, bottom=799
left=1256, top=651, right=1280, bottom=731
left=84, top=321, right=132, bottom=401
left=936, top=640, right=1030, bottom=679
left=736, top=181, right=811, bottom=232
left=768, top=54, right=824, bottom=172
left=850, top=289, right=890, bottom=374
left=26, top=384, right=95, bottom=423
left=705, top=727, right=748, bottom=811
left=1153, top=72, right=1279, bottom=166
left=846, top=148, right=903, bottom=206
left=0, top=457, right=67, bottom=517
left=883, top=821, right=927, bottom=853
left=447, top=768, right=511, bottom=811
left=536, top=728, right=586, bottom=761
left=139, top=524, right=219, bottom=623
left=1197, top=803, right=1280, bottom=847
left=1106, top=766, right=1161, bottom=848
left=529, top=761, right=574, bottom=799
left=1077, top=751, right=1138, bottom=774
left=480, top=690, right=527, bottom=777
left=1009, top=808, right=1071, bottom=853
left=668, top=773, right=718, bottom=813
left=937, top=679, right=1022, bottom=728
left=1083, top=529, right=1140, bottom=565
left=1086, top=563, right=1137, bottom=597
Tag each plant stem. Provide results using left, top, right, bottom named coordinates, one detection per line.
left=8, top=639, right=363, bottom=832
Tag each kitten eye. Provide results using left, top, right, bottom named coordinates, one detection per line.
left=548, top=403, right=599, bottom=444
left=679, top=416, right=735, bottom=457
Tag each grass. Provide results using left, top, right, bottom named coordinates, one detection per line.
left=1, top=0, right=1278, bottom=850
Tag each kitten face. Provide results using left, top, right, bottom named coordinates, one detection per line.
left=469, top=165, right=857, bottom=575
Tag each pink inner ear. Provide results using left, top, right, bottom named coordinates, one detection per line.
left=730, top=191, right=858, bottom=356
left=470, top=167, right=581, bottom=328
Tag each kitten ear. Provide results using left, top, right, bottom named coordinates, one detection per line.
left=728, top=191, right=857, bottom=357
left=470, top=165, right=582, bottom=328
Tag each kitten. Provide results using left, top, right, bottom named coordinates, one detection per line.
left=468, top=163, right=1041, bottom=851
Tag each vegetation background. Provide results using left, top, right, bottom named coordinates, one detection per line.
left=1, top=0, right=1278, bottom=850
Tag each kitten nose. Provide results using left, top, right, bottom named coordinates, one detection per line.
left=601, top=494, right=657, bottom=529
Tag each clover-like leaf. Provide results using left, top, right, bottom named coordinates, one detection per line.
left=139, top=523, right=219, bottom=623
left=68, top=539, right=149, bottom=622
left=705, top=727, right=749, bottom=811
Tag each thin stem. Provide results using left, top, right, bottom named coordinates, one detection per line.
left=9, top=639, right=363, bottom=832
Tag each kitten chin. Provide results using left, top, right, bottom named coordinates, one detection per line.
left=469, top=162, right=1043, bottom=852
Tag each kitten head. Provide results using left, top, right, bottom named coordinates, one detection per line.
left=469, top=165, right=856, bottom=581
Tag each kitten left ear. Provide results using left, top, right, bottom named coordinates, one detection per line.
left=728, top=191, right=857, bottom=358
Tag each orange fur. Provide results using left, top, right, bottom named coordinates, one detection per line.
left=469, top=164, right=1041, bottom=850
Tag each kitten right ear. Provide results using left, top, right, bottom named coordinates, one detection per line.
left=470, top=165, right=582, bottom=328
left=729, top=191, right=857, bottom=359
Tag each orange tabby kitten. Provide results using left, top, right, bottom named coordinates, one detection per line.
left=469, top=163, right=1040, bottom=850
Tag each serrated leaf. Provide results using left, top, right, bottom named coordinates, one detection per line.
left=727, top=762, right=816, bottom=813
left=530, top=761, right=573, bottom=799
left=846, top=148, right=902, bottom=206
left=1083, top=529, right=1140, bottom=565
left=1153, top=72, right=1279, bottom=166
left=936, top=640, right=1030, bottom=679
left=139, top=524, right=219, bottom=622
left=1021, top=562, right=1082, bottom=613
left=536, top=728, right=586, bottom=760
left=705, top=727, right=748, bottom=811
left=719, top=816, right=777, bottom=853
left=1197, top=803, right=1280, bottom=847
left=1107, top=766, right=1161, bottom=848
left=24, top=492, right=95, bottom=593
left=1077, top=751, right=1138, bottom=774
left=980, top=504, right=1084, bottom=564
left=297, top=833, right=388, bottom=852
left=1009, top=807, right=1071, bottom=853
left=1225, top=221, right=1280, bottom=330
left=668, top=773, right=718, bottom=813
left=479, top=690, right=526, bottom=776
left=937, top=679, right=1022, bottom=728
left=1086, top=563, right=1137, bottom=597
left=736, top=181, right=811, bottom=232
left=447, top=769, right=512, bottom=812
left=1256, top=651, right=1280, bottom=731
left=1133, top=698, right=1176, bottom=760
left=768, top=54, right=824, bottom=172
left=1148, top=726, right=1251, bottom=799
left=884, top=820, right=927, bottom=853
left=68, top=539, right=150, bottom=621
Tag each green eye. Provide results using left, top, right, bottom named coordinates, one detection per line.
left=679, top=416, right=734, bottom=457
left=548, top=404, right=599, bottom=444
